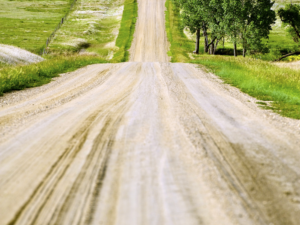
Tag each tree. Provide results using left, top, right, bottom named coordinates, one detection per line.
left=179, top=0, right=203, bottom=54
left=241, top=0, right=275, bottom=57
left=278, top=4, right=300, bottom=42
left=222, top=0, right=275, bottom=57
left=177, top=0, right=225, bottom=55
left=177, top=0, right=275, bottom=57
left=222, top=0, right=242, bottom=56
left=275, top=4, right=300, bottom=61
left=203, top=0, right=225, bottom=54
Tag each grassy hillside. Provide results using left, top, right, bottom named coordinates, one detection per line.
left=0, top=0, right=74, bottom=54
left=0, top=0, right=138, bottom=95
left=48, top=0, right=125, bottom=59
left=46, top=0, right=137, bottom=62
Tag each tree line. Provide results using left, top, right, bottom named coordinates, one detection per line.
left=176, top=0, right=276, bottom=57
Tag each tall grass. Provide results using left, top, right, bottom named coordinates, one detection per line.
left=112, top=0, right=138, bottom=62
left=0, top=56, right=107, bottom=95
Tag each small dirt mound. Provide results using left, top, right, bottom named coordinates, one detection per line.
left=0, top=44, right=44, bottom=65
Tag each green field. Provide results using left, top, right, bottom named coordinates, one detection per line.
left=0, top=0, right=74, bottom=54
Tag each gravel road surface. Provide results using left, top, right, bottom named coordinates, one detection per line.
left=1, top=0, right=300, bottom=224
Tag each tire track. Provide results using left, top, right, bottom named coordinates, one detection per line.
left=1, top=0, right=300, bottom=224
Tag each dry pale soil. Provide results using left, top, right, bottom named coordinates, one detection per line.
left=1, top=0, right=300, bottom=225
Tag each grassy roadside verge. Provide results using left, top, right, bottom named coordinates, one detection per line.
left=112, top=0, right=138, bottom=62
left=194, top=56, right=300, bottom=119
left=165, top=0, right=300, bottom=119
left=165, top=0, right=194, bottom=62
left=0, top=56, right=107, bottom=96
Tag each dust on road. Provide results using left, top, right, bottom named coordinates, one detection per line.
left=1, top=0, right=300, bottom=225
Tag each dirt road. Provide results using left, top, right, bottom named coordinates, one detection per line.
left=1, top=0, right=300, bottom=224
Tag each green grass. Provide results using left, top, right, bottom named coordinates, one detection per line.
left=193, top=56, right=300, bottom=119
left=0, top=0, right=74, bottom=54
left=0, top=55, right=107, bottom=95
left=165, top=0, right=300, bottom=119
left=112, top=0, right=138, bottom=62
left=165, top=0, right=194, bottom=62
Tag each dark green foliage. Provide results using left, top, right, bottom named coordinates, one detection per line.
left=177, top=0, right=202, bottom=34
left=278, top=4, right=300, bottom=43
left=223, top=0, right=276, bottom=56
left=174, top=0, right=276, bottom=56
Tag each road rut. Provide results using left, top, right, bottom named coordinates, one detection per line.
left=1, top=0, right=300, bottom=224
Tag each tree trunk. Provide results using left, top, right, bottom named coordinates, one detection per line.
left=234, top=42, right=237, bottom=57
left=193, top=29, right=200, bottom=54
left=210, top=42, right=214, bottom=55
left=291, top=23, right=300, bottom=39
left=205, top=38, right=208, bottom=53
left=243, top=48, right=246, bottom=57
left=274, top=51, right=300, bottom=61
left=213, top=39, right=220, bottom=55
left=203, top=23, right=209, bottom=53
